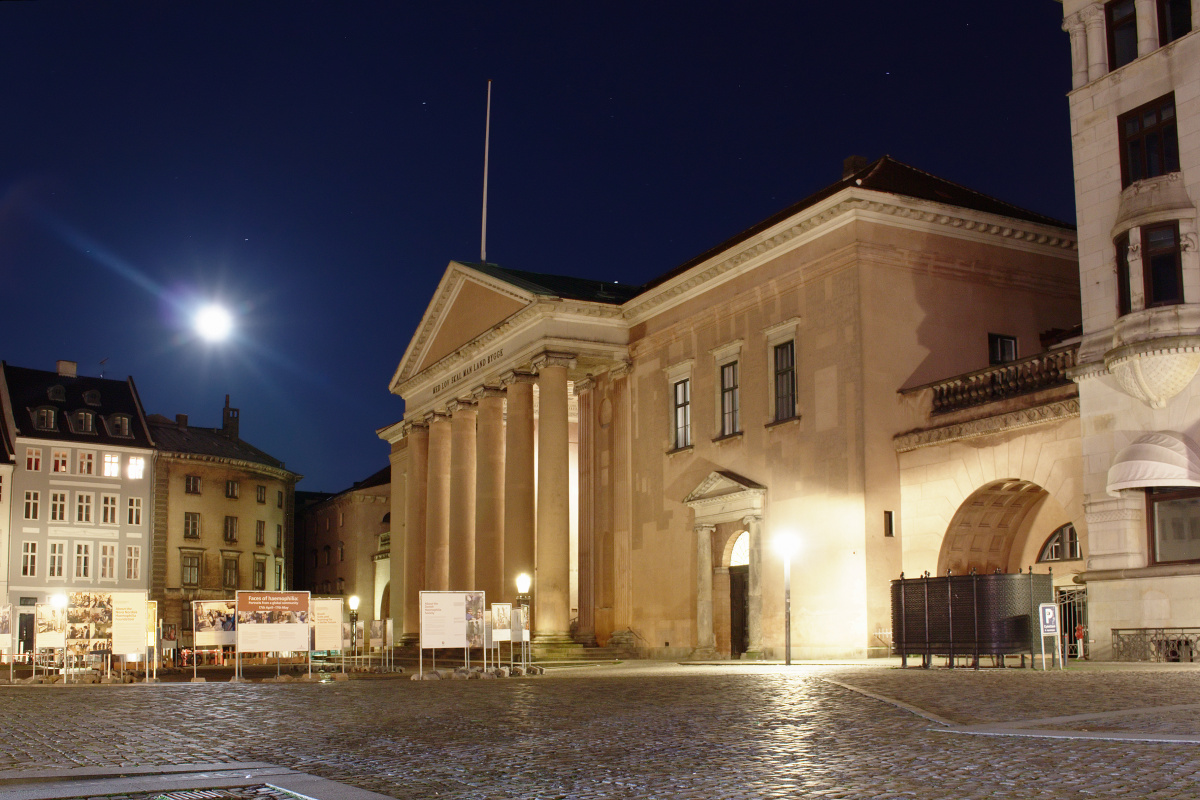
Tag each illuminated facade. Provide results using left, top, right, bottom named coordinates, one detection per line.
left=382, top=157, right=1081, bottom=658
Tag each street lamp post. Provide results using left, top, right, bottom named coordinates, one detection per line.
left=773, top=533, right=799, bottom=666
left=348, top=595, right=360, bottom=670
left=515, top=573, right=532, bottom=670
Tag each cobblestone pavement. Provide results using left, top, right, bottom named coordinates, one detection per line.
left=3, top=661, right=1200, bottom=799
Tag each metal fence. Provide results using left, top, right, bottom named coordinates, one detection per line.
left=1111, top=627, right=1200, bottom=662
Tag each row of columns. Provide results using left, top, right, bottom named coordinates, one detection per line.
left=397, top=353, right=577, bottom=644
left=1062, top=1, right=1200, bottom=90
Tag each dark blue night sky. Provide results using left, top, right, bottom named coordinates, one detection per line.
left=0, top=1, right=1075, bottom=491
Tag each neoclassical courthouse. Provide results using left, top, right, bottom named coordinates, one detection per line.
left=379, top=1, right=1200, bottom=660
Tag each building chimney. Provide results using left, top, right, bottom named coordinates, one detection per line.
left=222, top=395, right=240, bottom=440
left=843, top=155, right=869, bottom=179
left=176, top=414, right=188, bottom=430
left=56, top=360, right=77, bottom=378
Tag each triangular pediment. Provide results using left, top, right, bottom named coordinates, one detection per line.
left=390, top=262, right=534, bottom=392
left=684, top=470, right=766, bottom=524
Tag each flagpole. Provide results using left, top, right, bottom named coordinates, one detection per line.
left=481, top=79, right=492, bottom=263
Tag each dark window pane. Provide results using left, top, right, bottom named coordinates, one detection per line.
left=1159, top=0, right=1193, bottom=45
left=1116, top=234, right=1131, bottom=315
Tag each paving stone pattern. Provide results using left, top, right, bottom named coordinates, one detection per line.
left=2, top=662, right=1200, bottom=799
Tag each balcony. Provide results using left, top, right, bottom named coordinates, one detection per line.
left=924, top=345, right=1078, bottom=415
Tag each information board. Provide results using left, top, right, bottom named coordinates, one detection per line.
left=420, top=591, right=467, bottom=648
left=492, top=603, right=512, bottom=643
left=236, top=591, right=310, bottom=651
left=110, top=592, right=149, bottom=655
left=194, top=600, right=237, bottom=647
left=310, top=598, right=344, bottom=651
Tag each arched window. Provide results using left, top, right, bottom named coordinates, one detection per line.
left=729, top=531, right=750, bottom=567
left=1038, top=523, right=1081, bottom=562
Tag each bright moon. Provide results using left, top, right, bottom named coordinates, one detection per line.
left=195, top=304, right=233, bottom=341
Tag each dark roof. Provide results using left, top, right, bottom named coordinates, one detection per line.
left=1, top=362, right=153, bottom=448
left=349, top=465, right=390, bottom=491
left=146, top=413, right=289, bottom=472
left=644, top=155, right=1076, bottom=290
left=461, top=262, right=643, bottom=304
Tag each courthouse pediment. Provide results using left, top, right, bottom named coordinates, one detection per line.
left=390, top=262, right=534, bottom=392
left=685, top=470, right=766, bottom=523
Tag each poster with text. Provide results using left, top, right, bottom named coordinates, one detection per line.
left=67, top=591, right=112, bottom=656
left=492, top=604, right=512, bottom=642
left=310, top=598, right=344, bottom=651
left=511, top=605, right=529, bottom=643
left=35, top=604, right=66, bottom=649
left=0, top=604, right=11, bottom=652
left=369, top=620, right=384, bottom=650
left=386, top=618, right=393, bottom=648
left=146, top=601, right=158, bottom=648
left=236, top=591, right=310, bottom=652
left=110, top=592, right=148, bottom=655
left=420, top=591, right=466, bottom=649
left=194, top=600, right=237, bottom=647
left=465, top=591, right=485, bottom=648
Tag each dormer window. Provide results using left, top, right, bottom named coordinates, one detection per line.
left=34, top=407, right=57, bottom=431
left=48, top=385, right=66, bottom=402
left=106, top=414, right=132, bottom=437
left=83, top=390, right=101, bottom=407
left=72, top=410, right=96, bottom=434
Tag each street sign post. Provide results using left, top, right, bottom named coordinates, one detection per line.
left=1038, top=602, right=1063, bottom=671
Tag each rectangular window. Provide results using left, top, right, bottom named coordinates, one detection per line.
left=101, top=494, right=118, bottom=524
left=989, top=334, right=1019, bottom=365
left=49, top=542, right=65, bottom=578
left=673, top=379, right=691, bottom=449
left=78, top=452, right=94, bottom=475
left=720, top=361, right=740, bottom=436
left=275, top=562, right=283, bottom=591
left=24, top=490, right=39, bottom=520
left=128, top=497, right=142, bottom=526
left=253, top=560, right=266, bottom=590
left=1116, top=232, right=1132, bottom=315
left=49, top=491, right=67, bottom=522
left=1144, top=222, right=1184, bottom=307
left=103, top=454, right=120, bottom=477
left=181, top=553, right=200, bottom=587
left=773, top=341, right=796, bottom=422
left=75, top=542, right=91, bottom=579
left=21, top=542, right=36, bottom=577
left=127, top=456, right=145, bottom=480
left=1107, top=0, right=1139, bottom=70
left=1120, top=93, right=1179, bottom=186
left=1158, top=0, right=1192, bottom=46
left=256, top=485, right=266, bottom=503
left=225, top=480, right=240, bottom=499
left=185, top=475, right=201, bottom=494
left=26, top=448, right=41, bottom=472
left=1149, top=488, right=1200, bottom=563
left=76, top=493, right=93, bottom=523
left=184, top=511, right=201, bottom=539
left=100, top=543, right=116, bottom=579
left=256, top=519, right=266, bottom=546
left=52, top=451, right=69, bottom=473
left=277, top=490, right=284, bottom=508
left=126, top=546, right=141, bottom=580
left=36, top=408, right=55, bottom=429
left=884, top=510, right=895, bottom=538
left=224, top=515, right=238, bottom=543
left=223, top=557, right=238, bottom=589
left=276, top=524, right=283, bottom=549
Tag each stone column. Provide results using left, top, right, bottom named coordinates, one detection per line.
left=502, top=371, right=536, bottom=604
left=1083, top=5, right=1107, bottom=82
left=744, top=514, right=764, bottom=657
left=534, top=352, right=575, bottom=642
left=399, top=423, right=428, bottom=643
left=1062, top=12, right=1089, bottom=90
left=575, top=377, right=597, bottom=646
left=692, top=524, right=718, bottom=658
left=424, top=411, right=452, bottom=591
left=1135, top=0, right=1158, bottom=56
left=474, top=386, right=506, bottom=606
left=448, top=399, right=477, bottom=590
left=1127, top=236, right=1145, bottom=312
left=611, top=363, right=634, bottom=634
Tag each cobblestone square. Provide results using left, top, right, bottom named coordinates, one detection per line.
left=2, top=662, right=1199, bottom=800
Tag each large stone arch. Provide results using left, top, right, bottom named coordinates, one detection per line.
left=897, top=416, right=1085, bottom=582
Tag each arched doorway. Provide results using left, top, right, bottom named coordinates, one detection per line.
left=938, top=479, right=1052, bottom=575
left=727, top=531, right=749, bottom=658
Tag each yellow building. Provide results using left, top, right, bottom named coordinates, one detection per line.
left=382, top=156, right=1080, bottom=658
left=148, top=398, right=300, bottom=647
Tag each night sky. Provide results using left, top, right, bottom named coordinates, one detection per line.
left=0, top=1, right=1075, bottom=492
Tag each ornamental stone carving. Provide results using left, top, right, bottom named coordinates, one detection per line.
left=1106, top=344, right=1200, bottom=408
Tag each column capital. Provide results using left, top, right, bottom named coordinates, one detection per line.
left=532, top=351, right=577, bottom=372
left=1062, top=10, right=1084, bottom=33
left=1080, top=3, right=1104, bottom=28
left=423, top=410, right=450, bottom=425
left=472, top=384, right=506, bottom=401
left=445, top=398, right=477, bottom=414
left=500, top=369, right=537, bottom=387
left=574, top=375, right=597, bottom=394
left=741, top=514, right=762, bottom=528
left=608, top=360, right=633, bottom=379
left=694, top=523, right=717, bottom=535
left=401, top=419, right=428, bottom=437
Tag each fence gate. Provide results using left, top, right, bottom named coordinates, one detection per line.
left=1057, top=586, right=1088, bottom=659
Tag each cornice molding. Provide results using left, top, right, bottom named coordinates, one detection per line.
left=894, top=399, right=1080, bottom=452
left=623, top=190, right=1076, bottom=324
left=158, top=451, right=300, bottom=483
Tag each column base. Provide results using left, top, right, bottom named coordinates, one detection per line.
left=689, top=646, right=720, bottom=661
left=398, top=633, right=420, bottom=647
left=739, top=650, right=765, bottom=661
left=573, top=631, right=598, bottom=647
